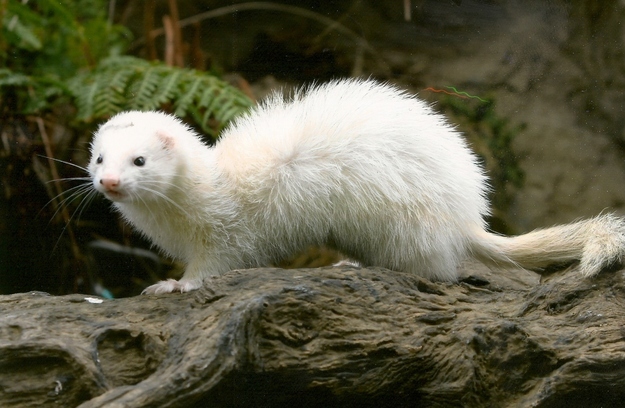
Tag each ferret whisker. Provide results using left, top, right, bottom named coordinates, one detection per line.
left=144, top=177, right=188, bottom=193
left=134, top=191, right=159, bottom=223
left=139, top=185, right=192, bottom=218
left=74, top=189, right=99, bottom=224
left=46, top=176, right=91, bottom=184
left=47, top=184, right=94, bottom=223
left=37, top=155, right=91, bottom=218
left=40, top=182, right=92, bottom=219
left=38, top=155, right=89, bottom=173
left=48, top=182, right=92, bottom=203
left=50, top=188, right=98, bottom=253
left=139, top=180, right=183, bottom=194
left=63, top=188, right=95, bottom=224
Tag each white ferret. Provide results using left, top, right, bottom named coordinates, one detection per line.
left=88, top=79, right=625, bottom=294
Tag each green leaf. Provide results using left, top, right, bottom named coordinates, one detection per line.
left=5, top=15, right=42, bottom=50
left=67, top=56, right=253, bottom=137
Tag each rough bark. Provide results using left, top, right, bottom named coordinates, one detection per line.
left=1, top=263, right=625, bottom=408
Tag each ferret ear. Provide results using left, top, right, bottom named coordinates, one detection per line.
left=157, top=131, right=175, bottom=150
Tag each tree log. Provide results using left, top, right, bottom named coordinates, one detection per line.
left=1, top=263, right=625, bottom=407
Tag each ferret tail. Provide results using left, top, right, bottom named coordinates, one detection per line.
left=469, top=213, right=625, bottom=276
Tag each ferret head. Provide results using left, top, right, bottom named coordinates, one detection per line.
left=89, top=111, right=191, bottom=204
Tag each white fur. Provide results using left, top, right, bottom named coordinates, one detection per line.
left=88, top=79, right=625, bottom=294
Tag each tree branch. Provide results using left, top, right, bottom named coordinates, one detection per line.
left=1, top=263, right=624, bottom=407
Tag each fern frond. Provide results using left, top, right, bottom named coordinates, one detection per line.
left=0, top=69, right=68, bottom=113
left=127, top=66, right=163, bottom=111
left=105, top=67, right=136, bottom=110
left=152, top=69, right=184, bottom=105
left=68, top=56, right=252, bottom=137
left=0, top=68, right=33, bottom=87
left=173, top=75, right=203, bottom=118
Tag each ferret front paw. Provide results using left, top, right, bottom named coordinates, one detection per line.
left=141, top=278, right=203, bottom=295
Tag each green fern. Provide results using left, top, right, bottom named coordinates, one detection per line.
left=0, top=68, right=68, bottom=113
left=68, top=56, right=253, bottom=137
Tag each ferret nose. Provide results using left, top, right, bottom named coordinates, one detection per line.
left=100, top=177, right=120, bottom=190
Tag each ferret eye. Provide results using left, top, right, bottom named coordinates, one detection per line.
left=134, top=156, right=146, bottom=166
left=96, top=154, right=103, bottom=164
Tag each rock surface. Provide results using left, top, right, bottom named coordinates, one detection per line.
left=1, top=263, right=624, bottom=407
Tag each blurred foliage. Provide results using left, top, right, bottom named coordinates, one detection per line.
left=1, top=0, right=130, bottom=113
left=433, top=95, right=526, bottom=233
left=0, top=0, right=251, bottom=129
